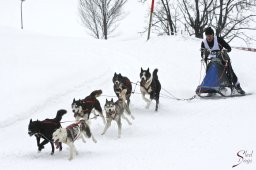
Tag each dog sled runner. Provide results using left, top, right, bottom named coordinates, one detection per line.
left=196, top=92, right=252, bottom=99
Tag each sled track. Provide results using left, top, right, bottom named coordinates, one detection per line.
left=0, top=70, right=110, bottom=129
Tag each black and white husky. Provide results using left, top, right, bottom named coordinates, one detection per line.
left=102, top=89, right=135, bottom=138
left=112, top=72, right=132, bottom=106
left=71, top=90, right=105, bottom=124
left=52, top=119, right=97, bottom=160
left=140, top=68, right=161, bottom=111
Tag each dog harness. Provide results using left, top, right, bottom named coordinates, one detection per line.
left=140, top=75, right=153, bottom=93
left=66, top=122, right=81, bottom=142
left=74, top=98, right=97, bottom=118
left=42, top=119, right=59, bottom=126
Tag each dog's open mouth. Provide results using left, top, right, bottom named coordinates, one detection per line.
left=28, top=131, right=34, bottom=136
left=54, top=139, right=60, bottom=149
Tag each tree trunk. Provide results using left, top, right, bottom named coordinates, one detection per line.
left=165, top=0, right=174, bottom=35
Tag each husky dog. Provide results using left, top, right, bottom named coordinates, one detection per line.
left=140, top=68, right=161, bottom=111
left=102, top=89, right=134, bottom=138
left=28, top=109, right=67, bottom=155
left=52, top=119, right=97, bottom=160
left=112, top=73, right=132, bottom=106
left=72, top=90, right=105, bottom=124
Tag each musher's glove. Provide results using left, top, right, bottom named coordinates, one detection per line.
left=221, top=49, right=227, bottom=54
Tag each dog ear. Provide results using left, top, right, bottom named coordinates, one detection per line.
left=147, top=68, right=149, bottom=72
left=73, top=98, right=75, bottom=102
left=30, top=119, right=32, bottom=123
left=106, top=99, right=108, bottom=103
left=141, top=67, right=143, bottom=72
left=111, top=98, right=113, bottom=102
left=114, top=72, right=117, bottom=76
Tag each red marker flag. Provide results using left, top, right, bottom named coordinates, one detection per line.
left=147, top=0, right=155, bottom=40
left=151, top=0, right=155, bottom=12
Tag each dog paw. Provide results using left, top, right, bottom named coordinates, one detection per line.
left=38, top=145, right=44, bottom=151
left=103, top=120, right=106, bottom=125
left=146, top=104, right=150, bottom=109
left=146, top=102, right=151, bottom=109
left=51, top=152, right=54, bottom=155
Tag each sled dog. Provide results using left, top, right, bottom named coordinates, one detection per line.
left=28, top=109, right=67, bottom=155
left=102, top=89, right=134, bottom=138
left=52, top=119, right=97, bottom=160
left=140, top=68, right=161, bottom=111
left=112, top=72, right=132, bottom=106
left=72, top=90, right=105, bottom=124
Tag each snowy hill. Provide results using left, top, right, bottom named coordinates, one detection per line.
left=1, top=25, right=256, bottom=170
left=0, top=0, right=146, bottom=38
left=0, top=1, right=256, bottom=170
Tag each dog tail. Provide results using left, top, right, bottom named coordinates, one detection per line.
left=90, top=90, right=102, bottom=98
left=153, top=69, right=159, bottom=80
left=55, top=109, right=67, bottom=122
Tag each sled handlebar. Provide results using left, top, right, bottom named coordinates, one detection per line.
left=200, top=49, right=230, bottom=65
left=200, top=48, right=227, bottom=54
left=200, top=48, right=228, bottom=60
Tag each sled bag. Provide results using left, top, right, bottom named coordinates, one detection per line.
left=196, top=60, right=228, bottom=93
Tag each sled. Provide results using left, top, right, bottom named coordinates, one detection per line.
left=196, top=57, right=235, bottom=97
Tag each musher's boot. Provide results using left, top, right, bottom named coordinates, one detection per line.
left=235, top=84, right=245, bottom=95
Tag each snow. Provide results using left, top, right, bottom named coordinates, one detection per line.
left=0, top=0, right=256, bottom=170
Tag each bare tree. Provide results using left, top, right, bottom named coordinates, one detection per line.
left=79, top=0, right=127, bottom=39
left=178, top=0, right=256, bottom=43
left=210, top=0, right=256, bottom=44
left=153, top=0, right=175, bottom=36
left=178, top=0, right=215, bottom=38
left=140, top=0, right=180, bottom=36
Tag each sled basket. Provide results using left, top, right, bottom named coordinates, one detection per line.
left=196, top=58, right=232, bottom=95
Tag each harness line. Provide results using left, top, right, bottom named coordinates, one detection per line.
left=132, top=82, right=197, bottom=101
left=34, top=132, right=52, bottom=142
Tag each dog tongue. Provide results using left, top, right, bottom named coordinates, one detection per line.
left=54, top=139, right=60, bottom=149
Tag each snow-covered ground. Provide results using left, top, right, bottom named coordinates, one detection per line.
left=0, top=1, right=255, bottom=170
